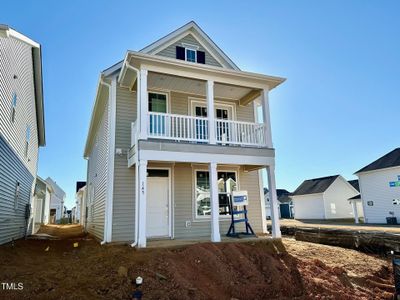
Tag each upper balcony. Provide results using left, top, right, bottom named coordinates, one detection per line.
left=119, top=52, right=285, bottom=158
left=132, top=112, right=268, bottom=147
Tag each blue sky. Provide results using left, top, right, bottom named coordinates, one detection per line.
left=2, top=1, right=399, bottom=208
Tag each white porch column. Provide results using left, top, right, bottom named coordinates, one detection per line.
left=351, top=200, right=359, bottom=224
left=266, top=165, right=281, bottom=238
left=206, top=80, right=216, bottom=144
left=209, top=162, right=221, bottom=242
left=139, top=69, right=148, bottom=140
left=261, top=88, right=273, bottom=148
left=137, top=159, right=148, bottom=248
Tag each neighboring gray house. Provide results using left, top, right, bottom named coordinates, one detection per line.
left=84, top=21, right=285, bottom=247
left=355, top=148, right=400, bottom=224
left=0, top=25, right=45, bottom=245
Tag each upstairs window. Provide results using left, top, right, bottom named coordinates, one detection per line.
left=176, top=45, right=205, bottom=64
left=11, top=92, right=17, bottom=122
left=186, top=48, right=196, bottom=62
left=25, top=125, right=31, bottom=158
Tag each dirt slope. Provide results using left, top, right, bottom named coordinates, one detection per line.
left=0, top=225, right=394, bottom=300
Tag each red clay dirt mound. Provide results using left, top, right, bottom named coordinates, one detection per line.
left=0, top=231, right=394, bottom=300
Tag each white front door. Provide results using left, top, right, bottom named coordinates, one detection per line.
left=146, top=176, right=170, bottom=238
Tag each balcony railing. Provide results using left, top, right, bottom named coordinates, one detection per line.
left=215, top=119, right=267, bottom=146
left=148, top=112, right=209, bottom=142
left=132, top=112, right=268, bottom=147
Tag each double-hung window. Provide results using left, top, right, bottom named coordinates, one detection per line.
left=195, top=170, right=237, bottom=218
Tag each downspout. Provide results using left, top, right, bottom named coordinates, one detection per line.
left=100, top=79, right=111, bottom=246
left=123, top=61, right=141, bottom=248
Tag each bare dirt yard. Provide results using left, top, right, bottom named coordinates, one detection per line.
left=0, top=225, right=394, bottom=300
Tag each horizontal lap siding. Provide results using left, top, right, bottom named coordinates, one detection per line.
left=86, top=99, right=108, bottom=240
left=173, top=165, right=263, bottom=239
left=0, top=134, right=34, bottom=244
left=156, top=34, right=222, bottom=68
left=359, top=167, right=400, bottom=224
left=0, top=36, right=39, bottom=177
left=112, top=87, right=136, bottom=242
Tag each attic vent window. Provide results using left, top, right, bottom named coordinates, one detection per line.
left=176, top=45, right=205, bottom=64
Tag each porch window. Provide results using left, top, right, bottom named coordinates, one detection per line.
left=195, top=170, right=237, bottom=218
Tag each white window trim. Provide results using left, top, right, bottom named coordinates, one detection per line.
left=192, top=167, right=240, bottom=222
left=182, top=43, right=199, bottom=63
left=148, top=89, right=170, bottom=114
left=188, top=97, right=237, bottom=121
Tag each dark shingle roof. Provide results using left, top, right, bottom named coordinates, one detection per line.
left=292, top=175, right=339, bottom=196
left=277, top=189, right=292, bottom=203
left=356, top=148, right=400, bottom=174
left=348, top=180, right=360, bottom=192
left=348, top=194, right=361, bottom=200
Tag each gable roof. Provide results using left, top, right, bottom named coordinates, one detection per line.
left=0, top=25, right=45, bottom=146
left=292, top=175, right=339, bottom=196
left=355, top=148, right=400, bottom=174
left=45, top=177, right=66, bottom=199
left=140, top=21, right=240, bottom=70
left=348, top=180, right=360, bottom=192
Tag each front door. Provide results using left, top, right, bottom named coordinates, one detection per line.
left=146, top=170, right=170, bottom=238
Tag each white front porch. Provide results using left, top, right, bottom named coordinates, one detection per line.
left=135, top=157, right=282, bottom=248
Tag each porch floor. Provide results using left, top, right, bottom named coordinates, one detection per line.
left=146, top=234, right=272, bottom=248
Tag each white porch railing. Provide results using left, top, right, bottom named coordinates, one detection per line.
left=215, top=119, right=267, bottom=147
left=147, top=112, right=209, bottom=142
left=133, top=112, right=268, bottom=147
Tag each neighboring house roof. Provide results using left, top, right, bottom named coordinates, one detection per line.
left=292, top=175, right=340, bottom=196
left=0, top=24, right=45, bottom=146
left=277, top=189, right=292, bottom=203
left=348, top=194, right=361, bottom=200
left=76, top=181, right=86, bottom=193
left=140, top=21, right=240, bottom=70
left=355, top=148, right=400, bottom=174
left=348, top=180, right=360, bottom=192
left=45, top=177, right=66, bottom=199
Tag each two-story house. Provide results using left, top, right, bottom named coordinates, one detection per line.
left=0, top=25, right=45, bottom=245
left=83, top=21, right=285, bottom=247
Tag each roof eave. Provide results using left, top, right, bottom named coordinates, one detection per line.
left=120, top=51, right=286, bottom=90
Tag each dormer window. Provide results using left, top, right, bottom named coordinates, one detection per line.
left=176, top=44, right=205, bottom=64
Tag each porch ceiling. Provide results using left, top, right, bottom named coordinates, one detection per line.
left=148, top=72, right=256, bottom=101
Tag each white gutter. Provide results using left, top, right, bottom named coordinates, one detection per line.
left=122, top=61, right=141, bottom=248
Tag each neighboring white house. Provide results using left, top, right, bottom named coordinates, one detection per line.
left=0, top=25, right=46, bottom=245
left=83, top=21, right=285, bottom=247
left=32, top=176, right=53, bottom=233
left=292, top=175, right=359, bottom=220
left=355, top=148, right=400, bottom=224
left=76, top=185, right=87, bottom=228
left=45, top=177, right=66, bottom=223
left=347, top=179, right=364, bottom=224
